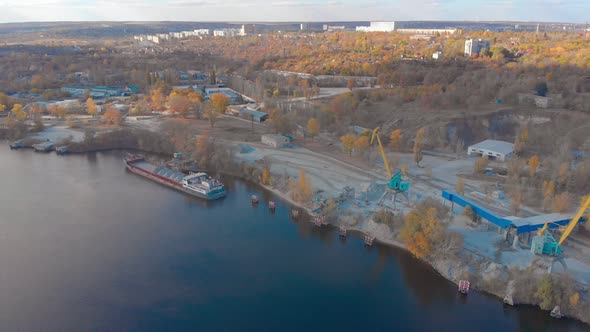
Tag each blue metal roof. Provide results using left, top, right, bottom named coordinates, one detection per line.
left=442, top=190, right=586, bottom=234
left=442, top=190, right=512, bottom=229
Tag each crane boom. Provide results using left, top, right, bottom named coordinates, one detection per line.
left=537, top=222, right=549, bottom=236
left=559, top=196, right=590, bottom=245
left=370, top=127, right=392, bottom=178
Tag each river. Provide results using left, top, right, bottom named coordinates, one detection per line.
left=0, top=144, right=587, bottom=331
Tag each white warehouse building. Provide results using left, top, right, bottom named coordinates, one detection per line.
left=356, top=21, right=396, bottom=32
left=261, top=134, right=290, bottom=148
left=468, top=139, right=514, bottom=162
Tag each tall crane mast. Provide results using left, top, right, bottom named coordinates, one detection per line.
left=370, top=127, right=392, bottom=179
left=370, top=127, right=409, bottom=193
left=559, top=196, right=590, bottom=245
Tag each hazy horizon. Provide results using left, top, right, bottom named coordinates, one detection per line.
left=1, top=0, right=589, bottom=24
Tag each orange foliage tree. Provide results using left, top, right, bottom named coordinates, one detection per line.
left=401, top=204, right=444, bottom=259
left=291, top=168, right=312, bottom=203
left=389, top=129, right=402, bottom=151
left=529, top=155, right=540, bottom=177
left=340, top=134, right=356, bottom=156
left=306, top=117, right=320, bottom=140
left=353, top=135, right=369, bottom=156
left=102, top=106, right=121, bottom=126
left=210, top=93, right=231, bottom=113
left=552, top=192, right=570, bottom=213
left=86, top=98, right=97, bottom=117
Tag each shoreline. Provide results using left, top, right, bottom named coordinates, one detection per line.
left=6, top=142, right=589, bottom=326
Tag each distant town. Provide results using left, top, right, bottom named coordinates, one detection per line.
left=1, top=18, right=590, bottom=328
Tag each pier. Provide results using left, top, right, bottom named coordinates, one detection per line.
left=364, top=235, right=375, bottom=246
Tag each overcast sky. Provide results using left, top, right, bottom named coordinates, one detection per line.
left=0, top=0, right=588, bottom=23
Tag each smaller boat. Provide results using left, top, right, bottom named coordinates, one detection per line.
left=251, top=195, right=259, bottom=204
left=339, top=227, right=347, bottom=237
left=458, top=280, right=470, bottom=294
left=550, top=306, right=562, bottom=319
left=55, top=146, right=68, bottom=155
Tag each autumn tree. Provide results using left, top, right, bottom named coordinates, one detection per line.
left=150, top=87, right=166, bottom=111
left=507, top=158, right=522, bottom=179
left=543, top=180, right=555, bottom=212
left=102, top=106, right=121, bottom=126
left=401, top=203, right=444, bottom=259
left=346, top=77, right=357, bottom=90
left=86, top=98, right=97, bottom=117
left=551, top=192, right=570, bottom=213
left=474, top=157, right=489, bottom=174
left=514, top=127, right=528, bottom=156
left=401, top=164, right=409, bottom=178
left=210, top=93, right=231, bottom=114
left=389, top=129, right=402, bottom=151
left=511, top=190, right=522, bottom=216
left=535, top=275, right=557, bottom=310
left=306, top=117, right=320, bottom=140
left=261, top=168, right=271, bottom=186
left=168, top=94, right=192, bottom=117
left=292, top=168, right=313, bottom=203
left=47, top=104, right=66, bottom=119
left=0, top=104, right=5, bottom=113
left=463, top=205, right=477, bottom=223
left=529, top=155, right=540, bottom=178
left=203, top=100, right=224, bottom=128
left=195, top=131, right=210, bottom=156
left=268, top=108, right=295, bottom=134
left=557, top=162, right=570, bottom=189
left=11, top=104, right=26, bottom=121
left=456, top=177, right=465, bottom=195
left=340, top=134, right=356, bottom=156
left=413, top=127, right=425, bottom=166
left=353, top=135, right=370, bottom=156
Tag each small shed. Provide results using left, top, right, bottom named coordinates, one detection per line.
left=240, top=109, right=268, bottom=123
left=468, top=139, right=514, bottom=162
left=261, top=134, right=290, bottom=148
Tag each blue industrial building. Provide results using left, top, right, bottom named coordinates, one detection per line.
left=442, top=190, right=585, bottom=235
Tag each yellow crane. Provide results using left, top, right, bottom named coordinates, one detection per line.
left=532, top=196, right=590, bottom=257
left=537, top=222, right=549, bottom=236
left=559, top=196, right=590, bottom=245
left=370, top=127, right=409, bottom=192
left=370, top=127, right=392, bottom=179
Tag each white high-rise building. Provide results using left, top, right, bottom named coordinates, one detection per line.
left=464, top=39, right=490, bottom=57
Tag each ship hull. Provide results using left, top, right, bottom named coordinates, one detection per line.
left=125, top=158, right=226, bottom=201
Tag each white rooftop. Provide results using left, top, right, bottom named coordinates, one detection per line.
left=508, top=213, right=574, bottom=227
left=469, top=139, right=514, bottom=155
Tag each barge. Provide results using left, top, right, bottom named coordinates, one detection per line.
left=124, top=153, right=226, bottom=200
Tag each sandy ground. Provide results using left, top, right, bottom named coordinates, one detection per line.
left=236, top=142, right=383, bottom=195
left=32, top=125, right=85, bottom=143
left=234, top=138, right=590, bottom=287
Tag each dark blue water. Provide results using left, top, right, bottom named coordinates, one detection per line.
left=0, top=145, right=588, bottom=331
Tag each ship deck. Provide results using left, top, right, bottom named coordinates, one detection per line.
left=133, top=161, right=186, bottom=183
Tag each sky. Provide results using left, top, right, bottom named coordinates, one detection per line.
left=0, top=0, right=588, bottom=24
